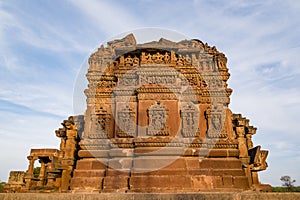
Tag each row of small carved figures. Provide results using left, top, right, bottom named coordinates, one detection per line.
left=118, top=52, right=226, bottom=69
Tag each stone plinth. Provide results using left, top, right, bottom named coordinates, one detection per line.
left=1, top=193, right=300, bottom=200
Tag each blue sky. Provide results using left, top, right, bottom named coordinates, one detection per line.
left=0, top=0, right=300, bottom=186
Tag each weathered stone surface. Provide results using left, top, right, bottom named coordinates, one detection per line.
left=1, top=193, right=300, bottom=200
left=4, top=34, right=270, bottom=193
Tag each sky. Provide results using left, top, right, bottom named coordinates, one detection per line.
left=0, top=0, right=299, bottom=186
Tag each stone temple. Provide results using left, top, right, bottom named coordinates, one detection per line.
left=4, top=34, right=269, bottom=193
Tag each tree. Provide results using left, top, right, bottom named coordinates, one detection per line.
left=0, top=181, right=6, bottom=192
left=280, top=175, right=296, bottom=192
left=33, top=167, right=41, bottom=178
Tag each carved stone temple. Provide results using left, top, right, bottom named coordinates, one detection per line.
left=4, top=34, right=270, bottom=193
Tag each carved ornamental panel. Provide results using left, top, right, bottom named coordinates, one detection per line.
left=205, top=105, right=227, bottom=138
left=147, top=103, right=170, bottom=136
left=181, top=103, right=199, bottom=137
left=117, top=106, right=136, bottom=138
left=89, top=107, right=111, bottom=139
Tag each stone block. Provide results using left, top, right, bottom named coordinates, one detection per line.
left=198, top=158, right=243, bottom=169
left=212, top=176, right=223, bottom=188
left=133, top=156, right=177, bottom=171
left=188, top=168, right=212, bottom=176
left=78, top=150, right=109, bottom=158
left=103, top=176, right=129, bottom=192
left=185, top=158, right=202, bottom=169
left=132, top=168, right=187, bottom=176
left=130, top=175, right=192, bottom=191
left=70, top=177, right=103, bottom=190
left=134, top=147, right=185, bottom=155
left=108, top=158, right=133, bottom=170
left=109, top=148, right=134, bottom=157
left=73, top=170, right=105, bottom=177
left=207, top=149, right=228, bottom=157
left=233, top=176, right=249, bottom=189
left=222, top=175, right=233, bottom=187
left=106, top=168, right=131, bottom=176
left=191, top=175, right=213, bottom=190
left=76, top=159, right=108, bottom=170
left=212, top=169, right=245, bottom=176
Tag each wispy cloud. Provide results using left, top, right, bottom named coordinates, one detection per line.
left=68, top=0, right=142, bottom=37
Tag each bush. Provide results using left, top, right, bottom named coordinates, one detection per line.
left=0, top=182, right=6, bottom=193
left=272, top=186, right=300, bottom=192
left=33, top=167, right=41, bottom=178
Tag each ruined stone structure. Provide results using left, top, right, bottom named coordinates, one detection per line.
left=4, top=34, right=269, bottom=193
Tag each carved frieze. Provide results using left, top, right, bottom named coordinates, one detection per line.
left=140, top=51, right=173, bottom=65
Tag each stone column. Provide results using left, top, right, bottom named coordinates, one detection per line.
left=236, top=127, right=248, bottom=158
left=60, top=167, right=72, bottom=192
left=27, top=156, right=35, bottom=175
left=236, top=126, right=252, bottom=186
left=46, top=161, right=55, bottom=187
left=246, top=134, right=253, bottom=150
left=252, top=171, right=259, bottom=185
left=25, top=156, right=35, bottom=189
left=37, top=161, right=46, bottom=186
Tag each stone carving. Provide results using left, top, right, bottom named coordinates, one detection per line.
left=117, top=76, right=137, bottom=86
left=89, top=107, right=111, bottom=139
left=205, top=105, right=227, bottom=138
left=181, top=103, right=199, bottom=137
left=140, top=51, right=173, bottom=65
left=4, top=34, right=270, bottom=193
left=147, top=103, right=169, bottom=136
left=120, top=55, right=140, bottom=67
left=248, top=146, right=269, bottom=171
left=117, top=106, right=136, bottom=138
left=140, top=75, right=176, bottom=85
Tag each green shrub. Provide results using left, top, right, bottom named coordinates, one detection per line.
left=0, top=182, right=6, bottom=192
left=33, top=167, right=41, bottom=178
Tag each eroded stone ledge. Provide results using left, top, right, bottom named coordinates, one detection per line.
left=0, top=192, right=300, bottom=200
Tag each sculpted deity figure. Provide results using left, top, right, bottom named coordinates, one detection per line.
left=212, top=114, right=221, bottom=131
left=152, top=110, right=165, bottom=130
left=124, top=55, right=133, bottom=67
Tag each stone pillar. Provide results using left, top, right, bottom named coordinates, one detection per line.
left=46, top=161, right=55, bottom=187
left=252, top=171, right=259, bottom=185
left=60, top=119, right=77, bottom=192
left=27, top=156, right=35, bottom=175
left=37, top=161, right=46, bottom=186
left=236, top=127, right=248, bottom=158
left=24, top=156, right=35, bottom=189
left=60, top=168, right=72, bottom=192
left=236, top=126, right=252, bottom=186
left=58, top=138, right=66, bottom=159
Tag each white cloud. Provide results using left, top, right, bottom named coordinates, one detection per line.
left=68, top=0, right=142, bottom=37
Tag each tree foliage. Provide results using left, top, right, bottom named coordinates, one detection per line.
left=33, top=167, right=41, bottom=178
left=280, top=175, right=296, bottom=192
left=0, top=181, right=6, bottom=193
